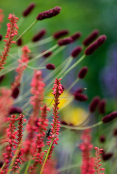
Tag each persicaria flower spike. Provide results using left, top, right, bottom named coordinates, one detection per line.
left=79, top=129, right=95, bottom=174
left=83, top=29, right=99, bottom=46
left=57, top=37, right=73, bottom=46
left=46, top=63, right=55, bottom=70
left=78, top=66, right=88, bottom=79
left=22, top=3, right=36, bottom=17
left=0, top=14, right=19, bottom=70
left=89, top=96, right=100, bottom=113
left=94, top=147, right=105, bottom=174
left=71, top=46, right=82, bottom=58
left=53, top=29, right=69, bottom=39
left=45, top=78, right=63, bottom=160
left=32, top=29, right=46, bottom=42
left=36, top=6, right=61, bottom=20
left=11, top=45, right=30, bottom=91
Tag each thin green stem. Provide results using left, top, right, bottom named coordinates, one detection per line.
left=61, top=54, right=86, bottom=78
left=0, top=162, right=6, bottom=173
left=63, top=78, right=79, bottom=96
left=15, top=19, right=37, bottom=41
left=24, top=159, right=32, bottom=174
left=57, top=163, right=80, bottom=173
left=40, top=139, right=54, bottom=174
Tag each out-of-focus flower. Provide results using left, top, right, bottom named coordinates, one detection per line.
left=61, top=106, right=88, bottom=126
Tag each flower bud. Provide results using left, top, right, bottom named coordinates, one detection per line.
left=22, top=3, right=36, bottom=17
left=46, top=63, right=55, bottom=70
left=71, top=46, right=82, bottom=58
left=78, top=66, right=88, bottom=79
left=16, top=38, right=23, bottom=46
left=99, top=135, right=106, bottom=143
left=42, top=50, right=52, bottom=58
left=0, top=35, right=2, bottom=41
left=98, top=99, right=106, bottom=114
left=57, top=37, right=73, bottom=46
left=9, top=107, right=22, bottom=114
left=32, top=29, right=46, bottom=42
left=36, top=6, right=61, bottom=20
left=11, top=87, right=20, bottom=99
left=71, top=32, right=81, bottom=41
left=102, top=152, right=113, bottom=161
left=74, top=93, right=88, bottom=101
left=102, top=111, right=117, bottom=123
left=53, top=30, right=69, bottom=39
left=89, top=96, right=100, bottom=113
left=83, top=29, right=99, bottom=46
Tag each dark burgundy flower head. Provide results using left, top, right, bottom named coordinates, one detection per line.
left=22, top=3, right=36, bottom=17
left=83, top=29, right=99, bottom=46
left=9, top=106, right=22, bottom=115
left=42, top=50, right=52, bottom=58
left=60, top=120, right=68, bottom=125
left=96, top=35, right=107, bottom=49
left=84, top=35, right=107, bottom=56
left=78, top=66, right=88, bottom=79
left=98, top=99, right=106, bottom=114
left=32, top=29, right=46, bottom=42
left=16, top=38, right=23, bottom=46
left=102, top=111, right=117, bottom=123
left=0, top=35, right=2, bottom=41
left=36, top=6, right=61, bottom=20
left=62, top=85, right=65, bottom=91
left=53, top=29, right=69, bottom=39
left=46, top=63, right=55, bottom=70
left=57, top=37, right=73, bottom=46
left=11, top=87, right=20, bottom=99
left=99, top=135, right=106, bottom=143
left=113, top=128, right=117, bottom=136
left=71, top=46, right=82, bottom=58
left=84, top=40, right=97, bottom=55
left=71, top=32, right=81, bottom=41
left=89, top=96, right=100, bottom=113
left=0, top=75, right=5, bottom=83
left=102, top=152, right=113, bottom=161
left=74, top=93, right=88, bottom=101
left=74, top=88, right=84, bottom=95
left=0, top=161, right=3, bottom=168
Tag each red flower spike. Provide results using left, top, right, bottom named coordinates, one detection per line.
left=28, top=105, right=49, bottom=173
left=0, top=14, right=19, bottom=70
left=12, top=114, right=24, bottom=173
left=79, top=129, right=95, bottom=174
left=94, top=147, right=105, bottom=174
left=45, top=78, right=63, bottom=160
left=11, top=45, right=30, bottom=92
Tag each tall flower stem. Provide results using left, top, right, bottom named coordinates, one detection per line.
left=15, top=19, right=37, bottom=41
left=40, top=139, right=54, bottom=174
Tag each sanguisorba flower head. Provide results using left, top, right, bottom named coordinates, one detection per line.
left=0, top=14, right=19, bottom=70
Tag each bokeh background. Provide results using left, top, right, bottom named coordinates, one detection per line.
left=0, top=0, right=117, bottom=173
